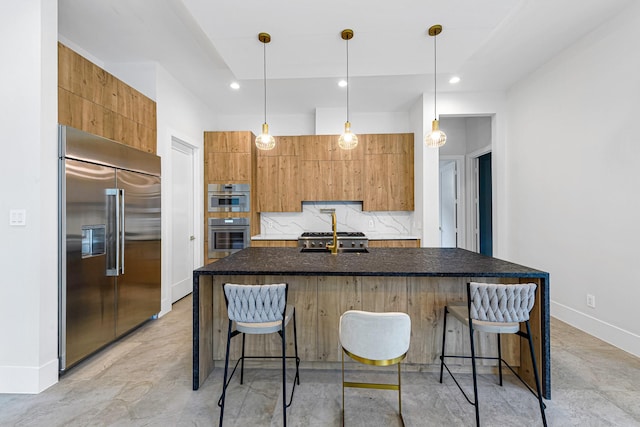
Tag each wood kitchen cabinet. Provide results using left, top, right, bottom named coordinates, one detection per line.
left=58, top=43, right=157, bottom=154
left=362, top=133, right=414, bottom=211
left=368, top=239, right=420, bottom=248
left=299, top=135, right=364, bottom=202
left=250, top=240, right=298, bottom=248
left=255, top=136, right=301, bottom=212
left=204, top=131, right=254, bottom=183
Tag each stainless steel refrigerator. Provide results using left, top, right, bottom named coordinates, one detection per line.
left=58, top=125, right=161, bottom=372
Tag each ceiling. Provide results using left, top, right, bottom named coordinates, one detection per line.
left=58, top=0, right=631, bottom=116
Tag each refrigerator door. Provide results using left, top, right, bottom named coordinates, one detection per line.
left=61, top=159, right=117, bottom=370
left=115, top=169, right=161, bottom=336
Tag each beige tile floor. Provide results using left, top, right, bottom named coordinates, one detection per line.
left=1, top=294, right=639, bottom=426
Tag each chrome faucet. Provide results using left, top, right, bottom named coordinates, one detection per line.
left=320, top=209, right=338, bottom=255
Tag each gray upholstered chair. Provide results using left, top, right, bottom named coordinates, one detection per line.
left=339, top=310, right=411, bottom=425
left=218, top=283, right=300, bottom=426
left=439, top=282, right=547, bottom=426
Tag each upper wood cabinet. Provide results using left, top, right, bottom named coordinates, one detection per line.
left=299, top=135, right=364, bottom=202
left=58, top=43, right=157, bottom=154
left=361, top=133, right=414, bottom=211
left=204, top=131, right=254, bottom=183
left=207, top=131, right=413, bottom=213
left=256, top=136, right=301, bottom=212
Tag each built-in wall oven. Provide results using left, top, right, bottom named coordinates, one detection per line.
left=208, top=183, right=249, bottom=212
left=208, top=217, right=250, bottom=259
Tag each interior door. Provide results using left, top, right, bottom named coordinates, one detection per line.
left=115, top=169, right=161, bottom=336
left=62, top=159, right=116, bottom=369
left=439, top=160, right=458, bottom=247
left=170, top=141, right=195, bottom=302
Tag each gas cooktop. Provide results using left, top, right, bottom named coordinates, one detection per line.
left=299, top=231, right=366, bottom=238
left=297, top=231, right=368, bottom=252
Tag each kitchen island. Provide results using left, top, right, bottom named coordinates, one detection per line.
left=193, top=247, right=550, bottom=398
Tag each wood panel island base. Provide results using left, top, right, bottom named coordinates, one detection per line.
left=193, top=247, right=551, bottom=399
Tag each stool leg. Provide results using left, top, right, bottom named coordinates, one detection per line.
left=525, top=321, right=547, bottom=427
left=219, top=320, right=233, bottom=427
left=397, top=362, right=403, bottom=418
left=439, top=306, right=449, bottom=383
left=293, top=308, right=300, bottom=385
left=282, top=319, right=287, bottom=427
left=468, top=322, right=480, bottom=427
left=341, top=350, right=345, bottom=426
left=497, top=334, right=503, bottom=386
left=240, top=332, right=246, bottom=385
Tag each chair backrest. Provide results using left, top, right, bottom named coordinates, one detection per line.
left=468, top=282, right=536, bottom=323
left=224, top=283, right=287, bottom=323
left=339, top=310, right=411, bottom=361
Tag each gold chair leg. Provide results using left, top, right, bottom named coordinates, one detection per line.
left=341, top=350, right=345, bottom=426
left=398, top=362, right=402, bottom=416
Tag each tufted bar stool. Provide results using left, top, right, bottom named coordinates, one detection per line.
left=218, top=283, right=300, bottom=426
left=339, top=310, right=411, bottom=425
left=439, top=282, right=547, bottom=426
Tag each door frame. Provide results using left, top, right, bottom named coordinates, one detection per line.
left=466, top=146, right=491, bottom=253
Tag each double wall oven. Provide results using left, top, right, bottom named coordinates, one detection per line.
left=207, top=183, right=251, bottom=259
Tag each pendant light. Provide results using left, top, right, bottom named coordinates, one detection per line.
left=338, top=29, right=358, bottom=150
left=425, top=24, right=447, bottom=148
left=255, top=32, right=276, bottom=150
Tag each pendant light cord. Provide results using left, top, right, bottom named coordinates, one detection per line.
left=263, top=40, right=267, bottom=124
left=346, top=37, right=350, bottom=123
left=433, top=34, right=437, bottom=120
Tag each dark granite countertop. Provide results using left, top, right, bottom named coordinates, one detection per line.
left=194, top=247, right=548, bottom=278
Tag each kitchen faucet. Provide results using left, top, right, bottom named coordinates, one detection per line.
left=320, top=209, right=338, bottom=255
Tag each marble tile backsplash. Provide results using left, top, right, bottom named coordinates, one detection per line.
left=259, top=201, right=418, bottom=238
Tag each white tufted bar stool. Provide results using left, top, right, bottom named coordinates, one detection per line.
left=439, top=282, right=547, bottom=426
left=339, top=310, right=411, bottom=426
left=218, top=283, right=300, bottom=426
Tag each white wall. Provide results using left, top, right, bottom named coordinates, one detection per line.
left=154, top=65, right=214, bottom=314
left=0, top=0, right=59, bottom=393
left=315, top=108, right=412, bottom=135
left=506, top=1, right=640, bottom=356
left=215, top=113, right=315, bottom=136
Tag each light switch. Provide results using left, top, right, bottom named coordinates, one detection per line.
left=9, top=209, right=26, bottom=226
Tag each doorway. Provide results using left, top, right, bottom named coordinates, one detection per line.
left=170, top=139, right=196, bottom=302
left=477, top=153, right=493, bottom=256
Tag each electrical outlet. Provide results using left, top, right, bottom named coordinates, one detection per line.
left=267, top=220, right=273, bottom=229
left=368, top=219, right=375, bottom=229
left=586, top=294, right=596, bottom=308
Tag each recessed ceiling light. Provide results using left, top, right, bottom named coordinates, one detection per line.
left=449, top=76, right=461, bottom=84
left=338, top=80, right=348, bottom=88
left=230, top=82, right=240, bottom=90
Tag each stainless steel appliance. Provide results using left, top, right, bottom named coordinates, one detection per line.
left=208, top=217, right=251, bottom=259
left=58, top=125, right=161, bottom=372
left=297, top=232, right=368, bottom=253
left=208, top=183, right=250, bottom=212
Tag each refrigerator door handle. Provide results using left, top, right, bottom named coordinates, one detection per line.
left=106, top=188, right=119, bottom=276
left=119, top=188, right=125, bottom=275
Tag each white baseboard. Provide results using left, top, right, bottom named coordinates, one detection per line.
left=551, top=300, right=640, bottom=358
left=0, top=358, right=58, bottom=394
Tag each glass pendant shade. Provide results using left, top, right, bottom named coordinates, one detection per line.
left=425, top=119, right=447, bottom=148
left=255, top=122, right=276, bottom=151
left=338, top=121, right=358, bottom=150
